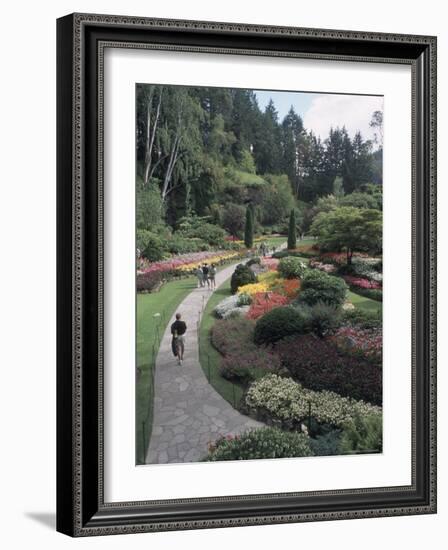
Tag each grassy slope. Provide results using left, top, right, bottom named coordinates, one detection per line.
left=136, top=276, right=195, bottom=464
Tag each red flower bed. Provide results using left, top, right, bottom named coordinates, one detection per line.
left=330, top=326, right=382, bottom=363
left=275, top=333, right=382, bottom=405
left=246, top=292, right=289, bottom=320
left=343, top=275, right=381, bottom=289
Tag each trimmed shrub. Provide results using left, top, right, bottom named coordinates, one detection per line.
left=245, top=374, right=381, bottom=431
left=247, top=257, right=261, bottom=267
left=244, top=207, right=254, bottom=248
left=204, top=428, right=313, bottom=461
left=298, top=270, right=348, bottom=308
left=339, top=413, right=383, bottom=453
left=253, top=306, right=311, bottom=345
left=230, top=263, right=256, bottom=294
left=288, top=209, right=297, bottom=249
left=278, top=257, right=307, bottom=279
left=275, top=334, right=382, bottom=405
left=136, top=270, right=163, bottom=293
left=342, top=308, right=382, bottom=330
left=306, top=302, right=343, bottom=337
left=166, top=235, right=209, bottom=254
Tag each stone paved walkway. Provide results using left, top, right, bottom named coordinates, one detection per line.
left=146, top=261, right=263, bottom=464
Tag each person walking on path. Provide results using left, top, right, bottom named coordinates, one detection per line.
left=209, top=263, right=217, bottom=290
left=202, top=263, right=210, bottom=289
left=171, top=313, right=187, bottom=366
left=196, top=266, right=204, bottom=288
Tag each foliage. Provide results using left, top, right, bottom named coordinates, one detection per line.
left=247, top=292, right=290, bottom=320
left=343, top=275, right=381, bottom=290
left=310, top=206, right=382, bottom=264
left=298, top=270, right=348, bottom=308
left=213, top=295, right=240, bottom=318
left=211, top=318, right=256, bottom=356
left=275, top=334, right=382, bottom=405
left=222, top=203, right=246, bottom=238
left=136, top=183, right=164, bottom=230
left=253, top=306, right=311, bottom=345
left=330, top=326, right=382, bottom=363
left=176, top=215, right=227, bottom=246
left=339, top=413, right=383, bottom=453
left=142, top=232, right=166, bottom=261
left=247, top=257, right=261, bottom=266
left=230, top=263, right=257, bottom=294
left=166, top=235, right=209, bottom=254
left=204, top=428, right=313, bottom=461
left=278, top=256, right=307, bottom=279
left=219, top=346, right=280, bottom=382
left=245, top=374, right=381, bottom=430
left=305, top=302, right=343, bottom=337
left=287, top=209, right=297, bottom=249
left=340, top=191, right=381, bottom=210
left=244, top=207, right=254, bottom=248
left=342, top=308, right=382, bottom=330
left=136, top=271, right=163, bottom=293
left=309, top=430, right=343, bottom=457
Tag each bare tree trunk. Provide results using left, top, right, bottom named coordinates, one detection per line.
left=161, top=106, right=183, bottom=201
left=143, top=86, right=163, bottom=186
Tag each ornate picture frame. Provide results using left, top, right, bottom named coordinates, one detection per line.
left=56, top=13, right=437, bottom=536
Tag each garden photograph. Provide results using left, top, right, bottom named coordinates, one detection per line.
left=135, top=83, right=383, bottom=465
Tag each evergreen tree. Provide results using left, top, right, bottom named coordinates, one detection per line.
left=288, top=209, right=297, bottom=249
left=244, top=206, right=254, bottom=248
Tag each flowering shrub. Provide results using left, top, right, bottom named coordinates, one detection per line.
left=213, top=295, right=240, bottom=318
left=275, top=334, right=382, bottom=405
left=279, top=278, right=301, bottom=298
left=237, top=293, right=252, bottom=306
left=257, top=270, right=281, bottom=286
left=309, top=259, right=338, bottom=274
left=261, top=257, right=279, bottom=271
left=278, top=257, right=307, bottom=279
left=343, top=275, right=381, bottom=290
left=211, top=318, right=256, bottom=356
left=219, top=347, right=280, bottom=382
left=339, top=412, right=382, bottom=453
left=330, top=326, right=382, bottom=364
left=245, top=374, right=381, bottom=429
left=136, top=271, right=163, bottom=293
left=221, top=306, right=250, bottom=320
left=247, top=292, right=289, bottom=320
left=204, top=428, right=313, bottom=461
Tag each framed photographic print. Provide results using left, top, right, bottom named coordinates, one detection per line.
left=56, top=13, right=437, bottom=537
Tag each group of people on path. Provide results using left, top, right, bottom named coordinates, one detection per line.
left=171, top=263, right=218, bottom=365
left=195, top=262, right=217, bottom=289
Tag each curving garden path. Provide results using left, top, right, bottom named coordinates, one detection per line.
left=146, top=261, right=263, bottom=464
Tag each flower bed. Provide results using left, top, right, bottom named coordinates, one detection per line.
left=204, top=427, right=313, bottom=461
left=330, top=326, right=382, bottom=363
left=343, top=275, right=381, bottom=290
left=309, top=259, right=338, bottom=274
left=245, top=374, right=381, bottom=430
left=246, top=292, right=290, bottom=320
left=275, top=334, right=382, bottom=405
left=261, top=257, right=279, bottom=271
left=138, top=250, right=244, bottom=281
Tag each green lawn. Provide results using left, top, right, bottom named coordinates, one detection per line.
left=136, top=275, right=196, bottom=464
left=348, top=290, right=383, bottom=314
left=198, top=278, right=245, bottom=408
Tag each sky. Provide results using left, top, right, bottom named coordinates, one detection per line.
left=254, top=89, right=383, bottom=143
